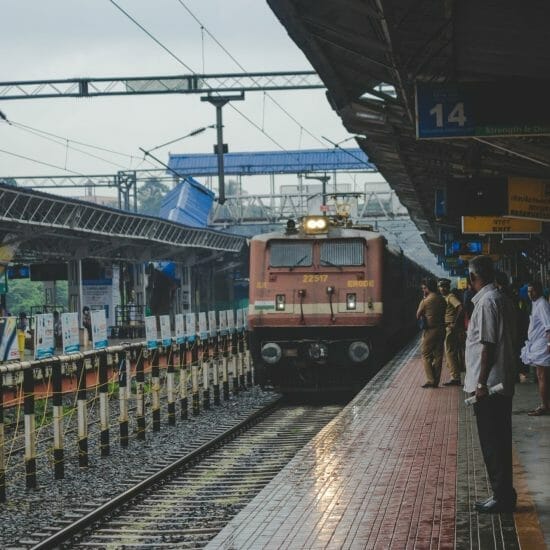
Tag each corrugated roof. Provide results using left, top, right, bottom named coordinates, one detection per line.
left=168, top=148, right=375, bottom=176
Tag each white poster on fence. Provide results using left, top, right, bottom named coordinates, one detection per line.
left=0, top=317, right=20, bottom=362
left=208, top=310, right=217, bottom=338
left=227, top=309, right=235, bottom=333
left=198, top=312, right=208, bottom=340
left=185, top=313, right=196, bottom=343
left=175, top=313, right=185, bottom=345
left=159, top=315, right=171, bottom=346
left=61, top=312, right=80, bottom=354
left=219, top=310, right=228, bottom=336
left=243, top=307, right=249, bottom=330
left=145, top=316, right=158, bottom=350
left=91, top=309, right=108, bottom=350
left=34, top=313, right=55, bottom=360
left=236, top=308, right=244, bottom=332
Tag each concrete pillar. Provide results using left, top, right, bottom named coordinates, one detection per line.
left=167, top=344, right=176, bottom=426
left=151, top=348, right=160, bottom=432
left=136, top=348, right=145, bottom=440
left=192, top=363, right=200, bottom=416
left=119, top=351, right=129, bottom=447
left=179, top=343, right=188, bottom=420
left=76, top=359, right=88, bottom=468
left=222, top=336, right=230, bottom=400
left=23, top=369, right=37, bottom=488
left=52, top=360, right=64, bottom=479
left=99, top=353, right=109, bottom=456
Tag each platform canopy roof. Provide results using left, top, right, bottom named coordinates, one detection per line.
left=0, top=184, right=244, bottom=264
left=267, top=0, right=550, bottom=249
left=168, top=148, right=375, bottom=176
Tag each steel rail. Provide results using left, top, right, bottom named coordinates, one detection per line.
left=30, top=396, right=283, bottom=550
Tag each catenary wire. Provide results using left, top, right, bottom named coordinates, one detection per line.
left=174, top=0, right=327, bottom=148
left=108, top=0, right=293, bottom=152
left=0, top=147, right=87, bottom=175
left=10, top=120, right=140, bottom=161
left=10, top=123, right=131, bottom=171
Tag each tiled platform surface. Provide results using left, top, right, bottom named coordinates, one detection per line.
left=208, top=341, right=548, bottom=549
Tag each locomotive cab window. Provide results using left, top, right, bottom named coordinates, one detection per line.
left=269, top=241, right=313, bottom=267
left=320, top=239, right=364, bottom=266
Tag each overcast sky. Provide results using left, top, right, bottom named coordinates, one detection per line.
left=0, top=0, right=348, bottom=178
left=0, top=0, right=443, bottom=274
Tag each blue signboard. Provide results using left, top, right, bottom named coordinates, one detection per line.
left=416, top=81, right=550, bottom=139
left=416, top=83, right=472, bottom=139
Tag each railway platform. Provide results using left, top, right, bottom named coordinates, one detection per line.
left=208, top=340, right=549, bottom=549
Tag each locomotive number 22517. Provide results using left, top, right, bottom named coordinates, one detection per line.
left=302, top=274, right=328, bottom=283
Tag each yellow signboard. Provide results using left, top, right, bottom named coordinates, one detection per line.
left=457, top=277, right=468, bottom=290
left=459, top=254, right=500, bottom=262
left=508, top=177, right=550, bottom=221
left=462, top=216, right=542, bottom=234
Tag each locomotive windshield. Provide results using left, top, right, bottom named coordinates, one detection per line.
left=320, top=239, right=364, bottom=266
left=269, top=241, right=313, bottom=267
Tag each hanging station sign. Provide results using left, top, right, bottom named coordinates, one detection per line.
left=462, top=216, right=542, bottom=234
left=508, top=177, right=550, bottom=221
left=416, top=81, right=550, bottom=139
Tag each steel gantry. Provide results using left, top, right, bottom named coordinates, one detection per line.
left=0, top=71, right=324, bottom=101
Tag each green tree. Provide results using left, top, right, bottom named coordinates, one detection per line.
left=138, top=178, right=170, bottom=215
left=5, top=279, right=44, bottom=315
left=0, top=177, right=17, bottom=186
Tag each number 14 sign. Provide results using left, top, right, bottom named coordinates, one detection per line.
left=415, top=83, right=472, bottom=139
left=415, top=81, right=550, bottom=139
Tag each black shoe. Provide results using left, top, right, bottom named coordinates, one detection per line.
left=475, top=495, right=495, bottom=508
left=443, top=379, right=462, bottom=386
left=475, top=497, right=516, bottom=514
left=421, top=382, right=434, bottom=388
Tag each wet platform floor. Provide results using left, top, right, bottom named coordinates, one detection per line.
left=207, top=340, right=548, bottom=549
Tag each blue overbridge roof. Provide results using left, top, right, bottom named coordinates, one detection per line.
left=168, top=148, right=376, bottom=176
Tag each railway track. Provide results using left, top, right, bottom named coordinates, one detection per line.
left=23, top=399, right=343, bottom=549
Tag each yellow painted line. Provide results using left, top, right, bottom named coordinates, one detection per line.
left=513, top=447, right=547, bottom=549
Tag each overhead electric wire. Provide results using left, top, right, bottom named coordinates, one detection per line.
left=0, top=147, right=86, bottom=175
left=109, top=0, right=195, bottom=73
left=10, top=120, right=142, bottom=162
left=10, top=123, right=130, bottom=170
left=321, top=135, right=375, bottom=171
left=108, top=0, right=292, bottom=153
left=174, top=0, right=327, bottom=148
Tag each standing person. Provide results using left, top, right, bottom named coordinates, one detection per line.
left=416, top=277, right=446, bottom=388
left=463, top=281, right=476, bottom=329
left=465, top=255, right=517, bottom=513
left=438, top=278, right=464, bottom=385
left=53, top=310, right=62, bottom=349
left=520, top=281, right=550, bottom=416
left=82, top=306, right=92, bottom=343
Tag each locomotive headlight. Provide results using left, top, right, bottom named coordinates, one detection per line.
left=276, top=294, right=286, bottom=311
left=346, top=293, right=357, bottom=310
left=261, top=342, right=282, bottom=364
left=303, top=216, right=329, bottom=234
left=348, top=341, right=370, bottom=363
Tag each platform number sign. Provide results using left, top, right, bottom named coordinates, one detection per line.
left=416, top=81, right=550, bottom=139
left=416, top=83, right=472, bottom=138
left=429, top=102, right=466, bottom=129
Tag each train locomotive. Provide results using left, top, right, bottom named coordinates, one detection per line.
left=248, top=213, right=430, bottom=392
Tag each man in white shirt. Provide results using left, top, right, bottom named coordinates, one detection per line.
left=520, top=281, right=550, bottom=416
left=464, top=255, right=516, bottom=514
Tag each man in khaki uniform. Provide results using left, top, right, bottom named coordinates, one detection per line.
left=416, top=277, right=446, bottom=387
left=438, top=278, right=464, bottom=385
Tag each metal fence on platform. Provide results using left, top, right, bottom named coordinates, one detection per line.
left=0, top=324, right=253, bottom=503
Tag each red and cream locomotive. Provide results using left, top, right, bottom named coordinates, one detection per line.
left=248, top=213, right=429, bottom=391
